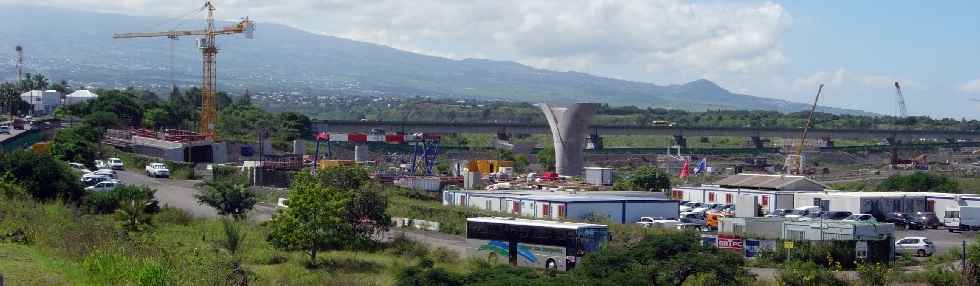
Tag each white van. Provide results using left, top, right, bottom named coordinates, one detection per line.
left=944, top=206, right=980, bottom=232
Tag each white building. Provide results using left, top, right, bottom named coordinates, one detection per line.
left=671, top=174, right=827, bottom=215
left=793, top=192, right=928, bottom=216
left=443, top=190, right=679, bottom=223
left=19, top=90, right=62, bottom=115
left=65, top=90, right=98, bottom=105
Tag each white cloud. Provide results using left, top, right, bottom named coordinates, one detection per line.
left=961, top=79, right=980, bottom=94
left=1, top=0, right=792, bottom=83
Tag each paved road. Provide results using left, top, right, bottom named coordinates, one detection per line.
left=896, top=228, right=977, bottom=254
left=0, top=123, right=32, bottom=142
left=117, top=171, right=276, bottom=221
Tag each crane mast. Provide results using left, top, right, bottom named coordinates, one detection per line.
left=112, top=1, right=254, bottom=140
left=786, top=84, right=824, bottom=175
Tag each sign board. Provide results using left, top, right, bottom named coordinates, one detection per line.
left=856, top=241, right=869, bottom=259
left=744, top=239, right=761, bottom=257
left=784, top=241, right=795, bottom=249
left=701, top=234, right=717, bottom=247
left=717, top=236, right=744, bottom=250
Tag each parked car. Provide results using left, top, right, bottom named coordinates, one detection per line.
left=883, top=213, right=924, bottom=230
left=784, top=206, right=821, bottom=218
left=0, top=125, right=9, bottom=134
left=68, top=163, right=92, bottom=174
left=637, top=217, right=681, bottom=228
left=679, top=212, right=707, bottom=226
left=145, top=163, right=171, bottom=178
left=798, top=210, right=825, bottom=221
left=843, top=214, right=877, bottom=222
left=92, top=169, right=117, bottom=179
left=820, top=211, right=853, bottom=220
left=85, top=180, right=120, bottom=192
left=912, top=212, right=942, bottom=229
left=80, top=174, right=112, bottom=186
left=765, top=209, right=788, bottom=217
left=107, top=158, right=125, bottom=170
left=277, top=198, right=289, bottom=208
left=895, top=236, right=935, bottom=257
left=94, top=160, right=108, bottom=169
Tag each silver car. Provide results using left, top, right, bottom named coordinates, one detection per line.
left=895, top=237, right=935, bottom=257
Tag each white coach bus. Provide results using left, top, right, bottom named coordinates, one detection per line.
left=465, top=217, right=609, bottom=271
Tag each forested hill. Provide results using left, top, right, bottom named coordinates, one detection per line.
left=0, top=5, right=869, bottom=115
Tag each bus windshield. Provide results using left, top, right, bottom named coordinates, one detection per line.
left=577, top=228, right=609, bottom=252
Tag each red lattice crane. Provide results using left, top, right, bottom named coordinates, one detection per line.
left=113, top=1, right=254, bottom=140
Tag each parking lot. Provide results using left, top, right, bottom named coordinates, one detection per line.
left=896, top=227, right=977, bottom=254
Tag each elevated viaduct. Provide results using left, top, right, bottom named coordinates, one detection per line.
left=313, top=120, right=980, bottom=148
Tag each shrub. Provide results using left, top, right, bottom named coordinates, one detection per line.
left=395, top=257, right=463, bottom=286
left=83, top=185, right=160, bottom=215
left=776, top=261, right=845, bottom=286
left=855, top=262, right=891, bottom=286
left=925, top=265, right=963, bottom=286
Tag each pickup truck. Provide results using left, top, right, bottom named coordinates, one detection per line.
left=145, top=163, right=171, bottom=178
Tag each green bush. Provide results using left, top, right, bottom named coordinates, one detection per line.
left=925, top=265, right=963, bottom=286
left=82, top=185, right=160, bottom=215
left=776, top=261, right=845, bottom=286
left=855, top=262, right=891, bottom=286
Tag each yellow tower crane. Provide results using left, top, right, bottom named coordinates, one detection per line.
left=113, top=1, right=254, bottom=140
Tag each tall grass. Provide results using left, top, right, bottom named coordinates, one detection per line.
left=0, top=194, right=469, bottom=286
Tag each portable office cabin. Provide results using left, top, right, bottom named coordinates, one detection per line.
left=442, top=190, right=679, bottom=223
left=794, top=192, right=928, bottom=216
left=673, top=186, right=796, bottom=215
left=584, top=167, right=614, bottom=186
left=922, top=193, right=980, bottom=214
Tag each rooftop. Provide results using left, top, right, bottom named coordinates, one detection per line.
left=714, top=173, right=827, bottom=191
left=454, top=189, right=673, bottom=202
left=467, top=217, right=607, bottom=229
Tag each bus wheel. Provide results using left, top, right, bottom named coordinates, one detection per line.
left=546, top=259, right=557, bottom=270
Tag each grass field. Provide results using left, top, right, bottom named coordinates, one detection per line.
left=0, top=196, right=470, bottom=286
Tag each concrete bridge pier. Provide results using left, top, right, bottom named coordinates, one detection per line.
left=750, top=136, right=769, bottom=149
left=541, top=103, right=599, bottom=176
left=821, top=137, right=834, bottom=148
left=673, top=135, right=688, bottom=148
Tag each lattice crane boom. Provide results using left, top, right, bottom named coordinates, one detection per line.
left=894, top=82, right=908, bottom=118
left=112, top=1, right=254, bottom=140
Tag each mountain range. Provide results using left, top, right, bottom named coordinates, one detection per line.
left=0, top=5, right=870, bottom=115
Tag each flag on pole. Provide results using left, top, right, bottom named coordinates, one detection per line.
left=694, top=158, right=708, bottom=175
left=679, top=160, right=690, bottom=178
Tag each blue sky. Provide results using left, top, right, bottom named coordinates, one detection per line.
left=4, top=0, right=979, bottom=118
left=773, top=0, right=980, bottom=118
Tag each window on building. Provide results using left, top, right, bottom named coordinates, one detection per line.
left=558, top=204, right=566, bottom=218
left=513, top=201, right=521, bottom=214
left=543, top=203, right=551, bottom=217
left=761, top=196, right=769, bottom=206
left=708, top=193, right=716, bottom=202
left=725, top=194, right=733, bottom=204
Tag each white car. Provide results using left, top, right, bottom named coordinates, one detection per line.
left=85, top=180, right=120, bottom=192
left=68, top=163, right=92, bottom=174
left=145, top=163, right=171, bottom=178
left=277, top=198, right=289, bottom=208
left=94, top=160, right=108, bottom=169
left=637, top=217, right=681, bottom=228
left=107, top=158, right=125, bottom=170
left=895, top=236, right=935, bottom=257
left=0, top=125, right=10, bottom=134
left=92, top=169, right=117, bottom=179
